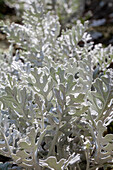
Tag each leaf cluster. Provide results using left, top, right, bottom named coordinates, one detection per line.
left=0, top=1, right=113, bottom=170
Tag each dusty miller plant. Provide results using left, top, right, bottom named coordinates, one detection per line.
left=5, top=0, right=82, bottom=28
left=0, top=0, right=113, bottom=169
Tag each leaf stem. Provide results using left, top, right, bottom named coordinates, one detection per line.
left=77, top=163, right=81, bottom=170
left=0, top=128, right=12, bottom=156
left=85, top=148, right=90, bottom=170
left=47, top=125, right=59, bottom=157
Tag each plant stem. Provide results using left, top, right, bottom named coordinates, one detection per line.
left=47, top=125, right=59, bottom=157
left=0, top=128, right=12, bottom=156
left=77, top=163, right=81, bottom=170
left=85, top=149, right=90, bottom=170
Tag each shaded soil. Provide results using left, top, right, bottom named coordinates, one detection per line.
left=0, top=0, right=15, bottom=16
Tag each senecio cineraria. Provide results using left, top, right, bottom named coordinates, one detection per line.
left=0, top=0, right=113, bottom=170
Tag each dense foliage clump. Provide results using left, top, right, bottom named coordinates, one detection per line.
left=0, top=0, right=113, bottom=169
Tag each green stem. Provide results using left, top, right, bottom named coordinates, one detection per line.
left=47, top=125, right=59, bottom=157
left=77, top=163, right=81, bottom=170
left=0, top=128, right=12, bottom=156
left=33, top=149, right=41, bottom=170
left=85, top=149, right=90, bottom=170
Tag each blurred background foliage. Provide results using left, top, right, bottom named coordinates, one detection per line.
left=0, top=0, right=113, bottom=48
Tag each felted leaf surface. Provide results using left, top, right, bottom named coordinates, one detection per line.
left=89, top=70, right=113, bottom=121
left=78, top=55, right=93, bottom=93
left=17, top=127, right=41, bottom=169
left=39, top=156, right=65, bottom=170
left=0, top=1, right=113, bottom=170
left=95, top=120, right=113, bottom=164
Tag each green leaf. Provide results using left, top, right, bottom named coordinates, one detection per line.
left=94, top=120, right=113, bottom=164
left=40, top=156, right=66, bottom=170
left=0, top=162, right=11, bottom=170
left=89, top=70, right=113, bottom=121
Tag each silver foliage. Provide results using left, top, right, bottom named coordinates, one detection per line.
left=0, top=1, right=113, bottom=170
